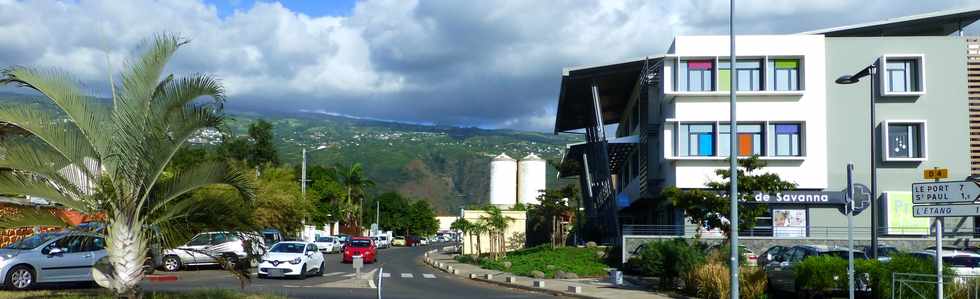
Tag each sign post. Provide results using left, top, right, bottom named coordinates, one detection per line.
left=912, top=167, right=957, bottom=299
left=846, top=163, right=855, bottom=299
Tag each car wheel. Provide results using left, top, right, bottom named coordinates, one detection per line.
left=143, top=258, right=156, bottom=275
left=223, top=254, right=240, bottom=270
left=162, top=255, right=181, bottom=272
left=318, top=261, right=325, bottom=275
left=5, top=265, right=35, bottom=290
left=299, top=264, right=307, bottom=279
left=258, top=273, right=268, bottom=279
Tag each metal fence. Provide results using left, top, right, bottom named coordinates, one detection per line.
left=622, top=224, right=973, bottom=239
left=893, top=273, right=980, bottom=299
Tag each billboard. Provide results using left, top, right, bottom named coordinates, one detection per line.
left=884, top=191, right=930, bottom=235
left=773, top=209, right=807, bottom=237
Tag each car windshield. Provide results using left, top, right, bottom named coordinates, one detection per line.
left=270, top=243, right=305, bottom=253
left=350, top=239, right=371, bottom=247
left=4, top=233, right=61, bottom=250
left=947, top=256, right=980, bottom=267
left=821, top=251, right=868, bottom=260
left=316, top=237, right=334, bottom=242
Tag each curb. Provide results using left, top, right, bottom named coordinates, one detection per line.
left=144, top=274, right=178, bottom=282
left=422, top=252, right=601, bottom=299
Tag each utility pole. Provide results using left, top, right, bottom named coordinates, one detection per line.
left=846, top=163, right=855, bottom=299
left=376, top=200, right=380, bottom=229
left=728, top=0, right=740, bottom=298
left=301, top=148, right=307, bottom=200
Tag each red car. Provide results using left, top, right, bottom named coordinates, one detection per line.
left=342, top=237, right=377, bottom=263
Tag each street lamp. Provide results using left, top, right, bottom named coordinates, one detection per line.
left=835, top=63, right=879, bottom=259
left=301, top=145, right=329, bottom=200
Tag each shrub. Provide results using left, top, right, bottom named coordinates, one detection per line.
left=636, top=239, right=705, bottom=288
left=794, top=255, right=848, bottom=295
left=860, top=253, right=954, bottom=299
left=687, top=259, right=767, bottom=299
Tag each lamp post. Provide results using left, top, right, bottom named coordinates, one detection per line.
left=728, top=1, right=739, bottom=298
left=301, top=145, right=329, bottom=200
left=835, top=63, right=879, bottom=260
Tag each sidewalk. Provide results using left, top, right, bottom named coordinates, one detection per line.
left=422, top=248, right=678, bottom=299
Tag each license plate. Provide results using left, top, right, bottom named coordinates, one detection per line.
left=268, top=268, right=285, bottom=278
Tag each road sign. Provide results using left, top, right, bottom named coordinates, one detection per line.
left=924, top=168, right=949, bottom=180
left=913, top=203, right=980, bottom=217
left=912, top=181, right=980, bottom=204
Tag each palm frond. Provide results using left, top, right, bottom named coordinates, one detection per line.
left=116, top=34, right=187, bottom=116
left=0, top=207, right=67, bottom=230
left=0, top=171, right=95, bottom=213
left=145, top=161, right=254, bottom=216
left=0, top=67, right=110, bottom=157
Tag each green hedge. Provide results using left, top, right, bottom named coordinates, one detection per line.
left=479, top=245, right=609, bottom=278
left=634, top=238, right=706, bottom=288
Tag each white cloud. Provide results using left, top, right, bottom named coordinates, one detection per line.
left=0, top=0, right=976, bottom=132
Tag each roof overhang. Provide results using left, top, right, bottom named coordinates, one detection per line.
left=553, top=56, right=662, bottom=133
left=557, top=135, right=640, bottom=178
left=801, top=7, right=980, bottom=37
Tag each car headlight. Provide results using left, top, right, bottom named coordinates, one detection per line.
left=290, top=257, right=302, bottom=265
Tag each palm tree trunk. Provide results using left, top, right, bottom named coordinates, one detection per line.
left=96, top=213, right=148, bottom=298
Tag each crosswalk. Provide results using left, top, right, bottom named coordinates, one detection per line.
left=377, top=272, right=437, bottom=279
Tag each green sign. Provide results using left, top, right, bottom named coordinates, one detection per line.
left=886, top=192, right=930, bottom=235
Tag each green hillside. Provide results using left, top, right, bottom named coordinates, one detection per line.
left=0, top=92, right=579, bottom=214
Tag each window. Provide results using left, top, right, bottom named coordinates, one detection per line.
left=884, top=122, right=926, bottom=160
left=677, top=60, right=714, bottom=91
left=719, top=59, right=762, bottom=91
left=767, top=123, right=802, bottom=156
left=885, top=58, right=922, bottom=93
left=767, top=59, right=800, bottom=91
left=187, top=234, right=211, bottom=246
left=677, top=123, right=715, bottom=156
left=719, top=123, right=763, bottom=156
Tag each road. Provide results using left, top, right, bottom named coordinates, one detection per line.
left=141, top=244, right=556, bottom=299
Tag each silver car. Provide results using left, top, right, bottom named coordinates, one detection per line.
left=161, top=231, right=264, bottom=272
left=0, top=232, right=108, bottom=290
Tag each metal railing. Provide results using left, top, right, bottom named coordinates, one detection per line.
left=622, top=224, right=972, bottom=239
left=893, top=272, right=980, bottom=299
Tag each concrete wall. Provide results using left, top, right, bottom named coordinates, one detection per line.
left=821, top=36, right=973, bottom=234
left=460, top=210, right=527, bottom=255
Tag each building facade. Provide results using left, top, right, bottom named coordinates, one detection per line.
left=554, top=8, right=980, bottom=249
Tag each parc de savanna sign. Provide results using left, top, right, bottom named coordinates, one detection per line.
left=750, top=190, right=848, bottom=205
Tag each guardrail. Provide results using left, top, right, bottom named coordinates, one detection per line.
left=893, top=272, right=980, bottom=299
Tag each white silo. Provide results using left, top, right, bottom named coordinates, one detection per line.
left=489, top=153, right=518, bottom=206
left=518, top=153, right=547, bottom=205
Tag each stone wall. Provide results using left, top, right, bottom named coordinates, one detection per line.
left=0, top=226, right=61, bottom=248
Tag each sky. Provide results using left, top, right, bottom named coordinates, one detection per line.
left=0, top=0, right=979, bottom=132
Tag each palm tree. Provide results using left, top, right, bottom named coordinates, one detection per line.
left=471, top=220, right=488, bottom=257
left=332, top=163, right=374, bottom=231
left=0, top=35, right=254, bottom=297
left=482, top=206, right=513, bottom=259
left=450, top=217, right=471, bottom=254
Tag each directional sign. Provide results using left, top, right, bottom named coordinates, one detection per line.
left=924, top=168, right=949, bottom=180
left=912, top=181, right=980, bottom=204
left=913, top=203, right=980, bottom=217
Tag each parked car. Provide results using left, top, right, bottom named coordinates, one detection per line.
left=419, top=237, right=429, bottom=246
left=371, top=236, right=389, bottom=249
left=257, top=241, right=325, bottom=279
left=261, top=229, right=283, bottom=246
left=911, top=250, right=980, bottom=277
left=0, top=232, right=107, bottom=290
left=758, top=245, right=789, bottom=267
left=342, top=237, right=377, bottom=263
left=859, top=245, right=900, bottom=262
left=161, top=231, right=264, bottom=272
left=392, top=236, right=406, bottom=247
left=406, top=236, right=422, bottom=247
left=314, top=236, right=339, bottom=254
left=706, top=244, right=758, bottom=266
left=765, top=245, right=870, bottom=295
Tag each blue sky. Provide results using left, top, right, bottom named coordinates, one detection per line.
left=206, top=0, right=356, bottom=17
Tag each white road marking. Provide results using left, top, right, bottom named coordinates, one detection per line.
left=381, top=273, right=391, bottom=278
left=422, top=274, right=436, bottom=279
left=322, top=272, right=345, bottom=277
left=344, top=273, right=357, bottom=277
left=401, top=273, right=413, bottom=278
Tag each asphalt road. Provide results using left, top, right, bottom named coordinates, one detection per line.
left=140, top=243, right=556, bottom=299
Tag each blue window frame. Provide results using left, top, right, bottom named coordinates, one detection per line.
left=677, top=124, right=715, bottom=156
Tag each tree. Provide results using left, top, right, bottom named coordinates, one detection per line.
left=528, top=184, right=576, bottom=248
left=481, top=205, right=513, bottom=259
left=332, top=163, right=375, bottom=231
left=248, top=119, right=278, bottom=166
left=663, top=156, right=796, bottom=240
left=408, top=200, right=439, bottom=237
left=0, top=35, right=254, bottom=297
left=450, top=218, right=473, bottom=254
left=252, top=164, right=311, bottom=235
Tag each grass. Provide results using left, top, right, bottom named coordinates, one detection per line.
left=477, top=245, right=610, bottom=278
left=0, top=289, right=287, bottom=299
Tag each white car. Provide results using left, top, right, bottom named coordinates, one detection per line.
left=0, top=232, right=108, bottom=290
left=911, top=250, right=980, bottom=277
left=258, top=242, right=325, bottom=279
left=314, top=236, right=339, bottom=253
left=161, top=231, right=264, bottom=272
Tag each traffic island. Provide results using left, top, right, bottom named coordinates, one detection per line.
left=423, top=250, right=673, bottom=299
